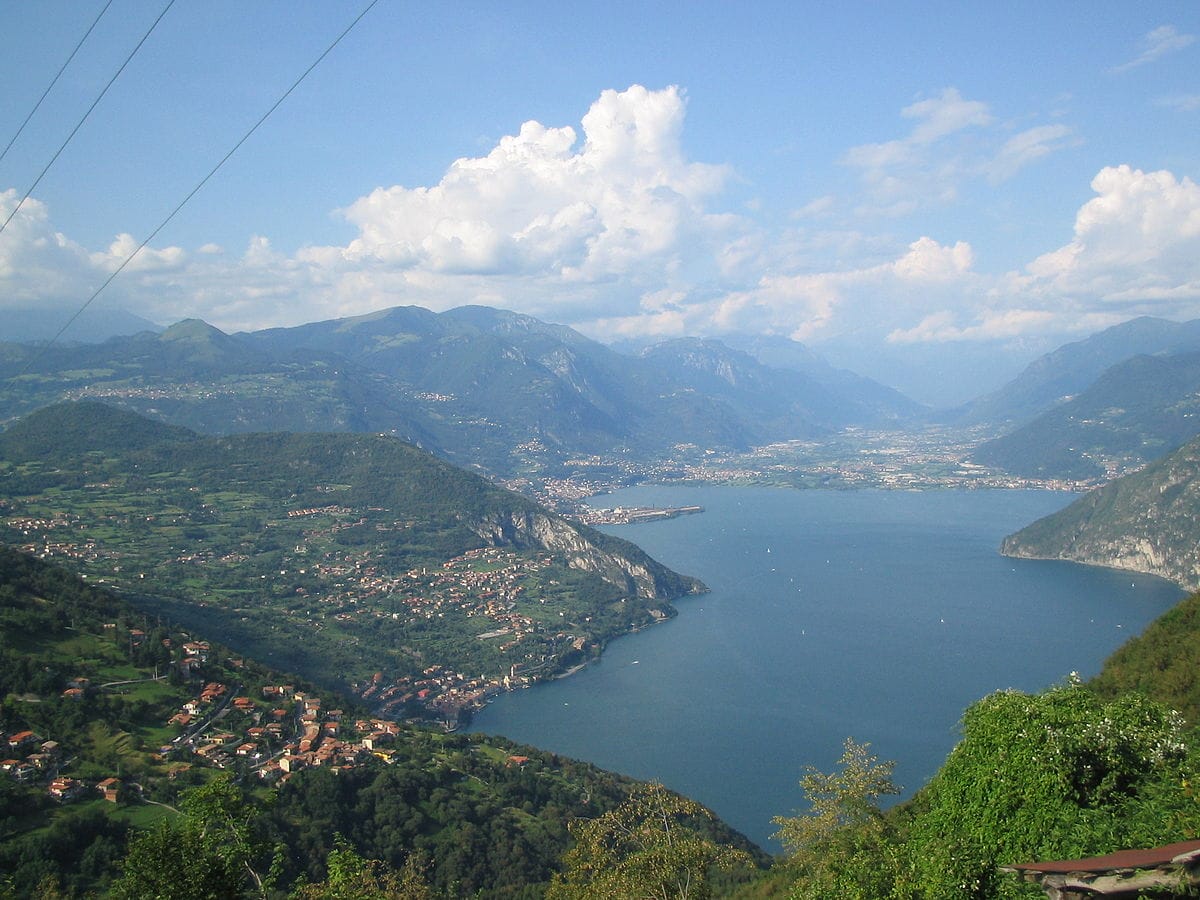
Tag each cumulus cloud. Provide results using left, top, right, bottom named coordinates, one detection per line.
left=90, top=233, right=186, bottom=273
left=1024, top=165, right=1200, bottom=305
left=0, top=86, right=754, bottom=333
left=332, top=84, right=732, bottom=292
left=876, top=167, right=1200, bottom=348
left=0, top=190, right=98, bottom=304
left=1112, top=25, right=1196, bottom=73
left=686, top=236, right=981, bottom=344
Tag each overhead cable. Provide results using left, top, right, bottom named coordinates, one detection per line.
left=35, top=0, right=382, bottom=357
left=0, top=0, right=176, bottom=238
left=0, top=0, right=115, bottom=167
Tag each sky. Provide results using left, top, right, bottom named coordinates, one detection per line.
left=1, top=1, right=1198, bottom=405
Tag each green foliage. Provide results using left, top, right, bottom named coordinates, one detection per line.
left=1091, top=590, right=1200, bottom=724
left=547, top=782, right=755, bottom=900
left=904, top=679, right=1200, bottom=899
left=770, top=739, right=900, bottom=900
left=109, top=774, right=283, bottom=900
left=290, top=837, right=433, bottom=899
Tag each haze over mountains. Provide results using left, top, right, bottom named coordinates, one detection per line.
left=0, top=305, right=920, bottom=476
left=10, top=306, right=1200, bottom=485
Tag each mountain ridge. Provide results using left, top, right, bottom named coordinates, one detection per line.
left=1001, top=432, right=1200, bottom=590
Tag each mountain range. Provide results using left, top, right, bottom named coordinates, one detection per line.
left=0, top=305, right=920, bottom=477
left=13, top=305, right=1200, bottom=484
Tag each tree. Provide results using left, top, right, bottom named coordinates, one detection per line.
left=109, top=774, right=282, bottom=899
left=291, top=837, right=433, bottom=900
left=771, top=738, right=901, bottom=899
left=547, top=782, right=753, bottom=900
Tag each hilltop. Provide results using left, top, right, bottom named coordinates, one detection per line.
left=1001, top=432, right=1200, bottom=591
left=0, top=401, right=702, bottom=726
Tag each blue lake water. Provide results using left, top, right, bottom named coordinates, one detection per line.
left=468, top=486, right=1185, bottom=851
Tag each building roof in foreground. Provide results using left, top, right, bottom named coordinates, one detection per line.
left=1003, top=839, right=1200, bottom=899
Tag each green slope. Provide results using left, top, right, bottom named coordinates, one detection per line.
left=1000, top=433, right=1200, bottom=590
left=0, top=402, right=702, bottom=717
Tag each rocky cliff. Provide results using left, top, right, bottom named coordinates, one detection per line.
left=1001, top=436, right=1200, bottom=590
left=471, top=508, right=705, bottom=601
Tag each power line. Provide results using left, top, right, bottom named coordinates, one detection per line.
left=34, top=0, right=383, bottom=357
left=0, top=0, right=115, bottom=167
left=0, top=0, right=176, bottom=238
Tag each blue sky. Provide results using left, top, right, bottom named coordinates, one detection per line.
left=1, top=1, right=1198, bottom=403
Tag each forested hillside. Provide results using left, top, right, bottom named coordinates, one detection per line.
left=0, top=401, right=701, bottom=724
left=0, top=304, right=918, bottom=478
left=0, top=544, right=764, bottom=898
left=1001, top=432, right=1200, bottom=590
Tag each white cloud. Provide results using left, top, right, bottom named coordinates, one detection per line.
left=986, top=124, right=1075, bottom=183
left=90, top=233, right=186, bottom=273
left=790, top=195, right=836, bottom=220
left=1112, top=24, right=1196, bottom=73
left=1155, top=94, right=1200, bottom=112
left=333, top=85, right=733, bottom=289
left=843, top=88, right=992, bottom=213
left=887, top=308, right=1056, bottom=344
left=684, top=236, right=981, bottom=344
left=0, top=190, right=97, bottom=304
left=1025, top=165, right=1200, bottom=305
left=843, top=89, right=1078, bottom=214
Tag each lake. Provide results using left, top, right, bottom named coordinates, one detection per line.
left=468, top=486, right=1185, bottom=851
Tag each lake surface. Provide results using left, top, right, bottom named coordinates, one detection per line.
left=468, top=486, right=1184, bottom=851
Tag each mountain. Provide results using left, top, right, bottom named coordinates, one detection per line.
left=724, top=333, right=926, bottom=423
left=0, top=306, right=161, bottom=344
left=0, top=401, right=702, bottom=719
left=1000, top=432, right=1200, bottom=590
left=0, top=320, right=439, bottom=447
left=0, top=304, right=922, bottom=477
left=952, top=316, right=1200, bottom=427
left=970, top=351, right=1200, bottom=480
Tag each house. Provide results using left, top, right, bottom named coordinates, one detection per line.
left=7, top=731, right=37, bottom=751
left=12, top=763, right=36, bottom=783
left=96, top=777, right=121, bottom=803
left=48, top=777, right=84, bottom=802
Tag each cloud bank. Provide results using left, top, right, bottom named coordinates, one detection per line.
left=2, top=87, right=1200, bottom=373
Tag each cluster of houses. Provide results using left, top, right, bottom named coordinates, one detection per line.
left=162, top=679, right=408, bottom=782
left=1, top=730, right=60, bottom=788
left=1, top=731, right=121, bottom=805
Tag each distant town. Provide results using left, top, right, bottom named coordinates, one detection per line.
left=511, top=425, right=1106, bottom=516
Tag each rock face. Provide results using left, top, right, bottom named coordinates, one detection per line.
left=1001, top=436, right=1200, bottom=590
left=470, top=509, right=704, bottom=601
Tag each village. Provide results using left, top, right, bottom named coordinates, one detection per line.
left=3, top=484, right=610, bottom=728
left=1, top=627, right=539, bottom=812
